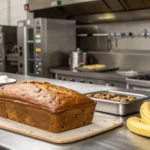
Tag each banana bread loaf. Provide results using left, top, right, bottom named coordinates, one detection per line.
left=0, top=81, right=96, bottom=133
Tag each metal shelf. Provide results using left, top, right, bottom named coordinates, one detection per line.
left=6, top=54, right=19, bottom=61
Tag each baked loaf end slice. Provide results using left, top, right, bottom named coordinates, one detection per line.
left=0, top=81, right=96, bottom=133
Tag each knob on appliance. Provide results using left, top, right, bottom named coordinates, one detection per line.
left=62, top=77, right=66, bottom=81
left=70, top=78, right=75, bottom=82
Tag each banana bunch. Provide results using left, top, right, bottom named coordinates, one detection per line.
left=127, top=102, right=150, bottom=137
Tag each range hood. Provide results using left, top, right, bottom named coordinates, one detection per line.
left=29, top=0, right=150, bottom=24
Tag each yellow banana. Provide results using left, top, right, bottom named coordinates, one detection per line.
left=127, top=117, right=150, bottom=137
left=140, top=102, right=150, bottom=125
left=140, top=112, right=150, bottom=125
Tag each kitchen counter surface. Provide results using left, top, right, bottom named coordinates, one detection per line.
left=0, top=72, right=150, bottom=150
left=49, top=67, right=126, bottom=83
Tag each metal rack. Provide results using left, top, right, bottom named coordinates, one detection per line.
left=0, top=25, right=18, bottom=73
left=77, top=32, right=150, bottom=38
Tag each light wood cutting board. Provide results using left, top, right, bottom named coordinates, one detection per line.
left=0, top=115, right=122, bottom=144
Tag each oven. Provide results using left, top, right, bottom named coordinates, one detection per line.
left=33, top=18, right=76, bottom=77
left=0, top=25, right=18, bottom=73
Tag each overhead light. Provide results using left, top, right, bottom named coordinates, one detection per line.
left=99, top=13, right=116, bottom=20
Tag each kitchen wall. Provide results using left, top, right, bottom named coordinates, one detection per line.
left=0, top=0, right=149, bottom=51
left=77, top=20, right=150, bottom=51
left=0, top=0, right=27, bottom=26
left=108, top=20, right=150, bottom=51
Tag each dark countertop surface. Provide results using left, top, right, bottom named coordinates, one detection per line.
left=0, top=72, right=150, bottom=150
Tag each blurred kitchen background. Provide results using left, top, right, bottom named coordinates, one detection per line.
left=1, top=0, right=150, bottom=91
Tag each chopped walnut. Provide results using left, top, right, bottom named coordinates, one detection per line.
left=90, top=92, right=136, bottom=102
left=101, top=95, right=105, bottom=99
left=93, top=94, right=102, bottom=98
left=105, top=95, right=111, bottom=99
left=121, top=97, right=127, bottom=101
left=120, top=97, right=128, bottom=102
left=127, top=96, right=136, bottom=101
left=109, top=93, right=115, bottom=97
left=112, top=96, right=121, bottom=101
left=86, top=94, right=92, bottom=97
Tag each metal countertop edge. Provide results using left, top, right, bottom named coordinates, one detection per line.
left=49, top=69, right=126, bottom=82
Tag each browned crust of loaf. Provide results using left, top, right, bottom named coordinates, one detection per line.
left=0, top=81, right=95, bottom=113
left=0, top=98, right=96, bottom=133
left=0, top=97, right=96, bottom=113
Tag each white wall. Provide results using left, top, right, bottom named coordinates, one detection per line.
left=0, top=0, right=27, bottom=26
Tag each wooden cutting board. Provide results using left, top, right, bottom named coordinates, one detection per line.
left=0, top=115, right=122, bottom=144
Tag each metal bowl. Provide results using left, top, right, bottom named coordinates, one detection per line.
left=116, top=70, right=139, bottom=77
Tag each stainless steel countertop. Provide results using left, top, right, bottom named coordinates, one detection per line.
left=49, top=67, right=126, bottom=83
left=0, top=72, right=150, bottom=150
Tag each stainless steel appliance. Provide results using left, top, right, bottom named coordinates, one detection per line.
left=49, top=67, right=127, bottom=88
left=29, top=0, right=150, bottom=24
left=17, top=20, right=34, bottom=75
left=0, top=25, right=17, bottom=73
left=49, top=51, right=150, bottom=88
left=126, top=73, right=150, bottom=92
left=34, top=18, right=76, bottom=77
left=69, top=48, right=87, bottom=70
